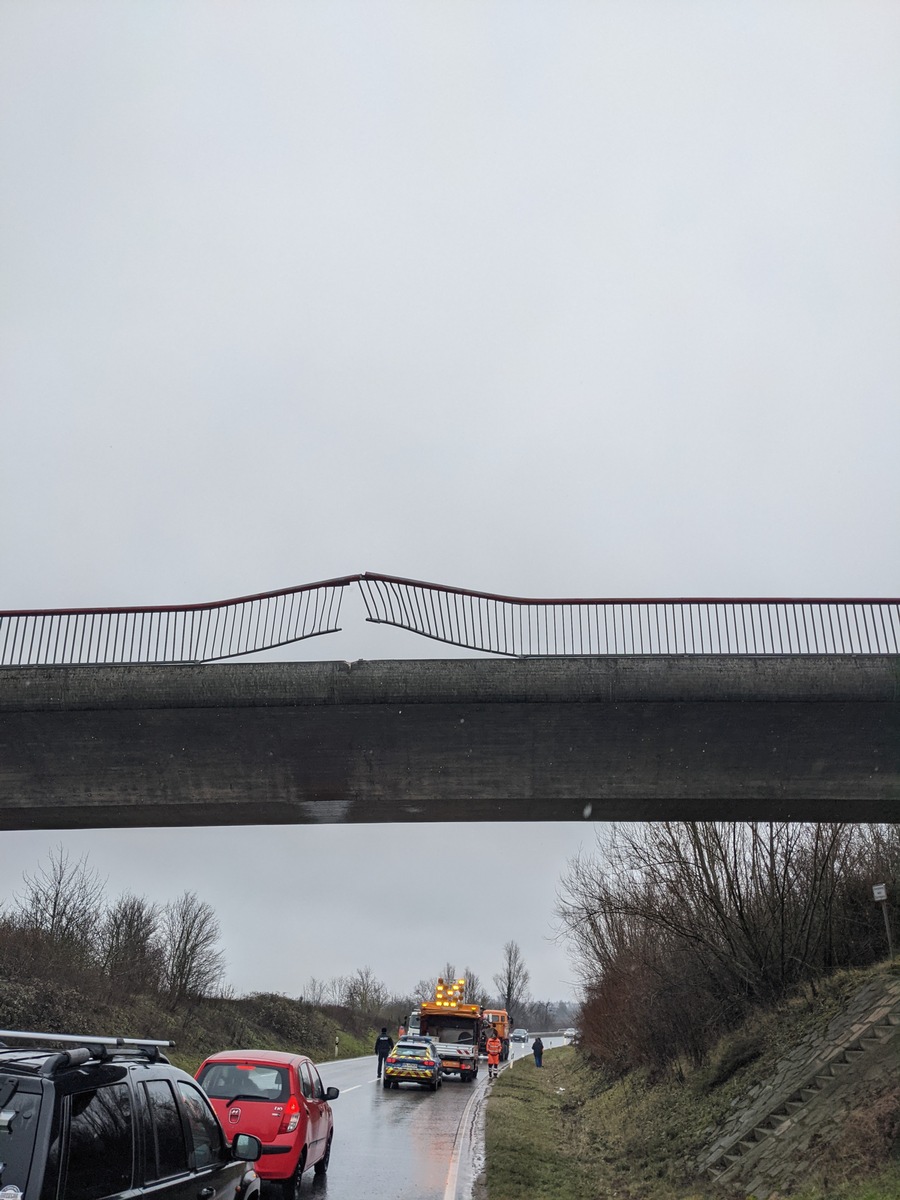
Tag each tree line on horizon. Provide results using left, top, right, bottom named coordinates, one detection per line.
left=0, top=847, right=574, bottom=1033
left=304, top=943, right=575, bottom=1032
left=0, top=846, right=226, bottom=1008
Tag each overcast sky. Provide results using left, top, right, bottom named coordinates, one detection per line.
left=1, top=2, right=898, bottom=1005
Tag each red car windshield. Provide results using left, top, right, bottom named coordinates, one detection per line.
left=197, top=1062, right=291, bottom=1102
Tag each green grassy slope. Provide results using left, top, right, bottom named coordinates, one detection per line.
left=0, top=976, right=372, bottom=1072
left=485, top=965, right=900, bottom=1200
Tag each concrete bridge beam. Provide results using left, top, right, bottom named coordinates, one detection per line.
left=0, top=657, right=896, bottom=829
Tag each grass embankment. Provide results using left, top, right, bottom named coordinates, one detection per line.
left=0, top=976, right=371, bottom=1073
left=485, top=966, right=900, bottom=1200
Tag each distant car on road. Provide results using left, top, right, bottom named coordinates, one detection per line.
left=196, top=1048, right=339, bottom=1199
left=563, top=1027, right=578, bottom=1041
left=511, top=1028, right=528, bottom=1042
left=383, top=1037, right=443, bottom=1090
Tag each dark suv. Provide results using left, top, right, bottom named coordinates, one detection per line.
left=0, top=1030, right=262, bottom=1200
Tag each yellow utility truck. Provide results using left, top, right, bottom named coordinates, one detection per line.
left=405, top=979, right=481, bottom=1082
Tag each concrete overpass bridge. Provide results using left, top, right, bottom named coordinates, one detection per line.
left=1, top=575, right=897, bottom=830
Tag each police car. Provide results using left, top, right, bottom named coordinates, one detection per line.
left=382, top=1038, right=443, bottom=1090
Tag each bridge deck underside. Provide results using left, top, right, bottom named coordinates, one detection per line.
left=0, top=658, right=897, bottom=829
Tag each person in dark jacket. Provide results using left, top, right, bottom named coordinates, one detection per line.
left=374, top=1027, right=394, bottom=1077
left=531, top=1036, right=544, bottom=1067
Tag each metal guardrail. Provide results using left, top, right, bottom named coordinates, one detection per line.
left=0, top=577, right=351, bottom=666
left=358, top=574, right=900, bottom=658
left=1, top=573, right=898, bottom=664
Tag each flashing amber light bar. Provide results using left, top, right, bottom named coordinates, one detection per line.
left=435, top=976, right=467, bottom=1007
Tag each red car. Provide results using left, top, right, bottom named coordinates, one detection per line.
left=196, top=1049, right=338, bottom=1198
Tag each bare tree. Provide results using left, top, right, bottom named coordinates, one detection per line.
left=304, top=976, right=327, bottom=1005
left=99, top=893, right=162, bottom=992
left=342, top=966, right=389, bottom=1014
left=522, top=998, right=557, bottom=1030
left=324, top=975, right=348, bottom=1005
left=462, top=967, right=491, bottom=1007
left=159, top=891, right=225, bottom=1006
left=493, top=941, right=530, bottom=1014
left=413, top=976, right=438, bottom=1001
left=388, top=990, right=416, bottom=1020
left=15, top=846, right=105, bottom=956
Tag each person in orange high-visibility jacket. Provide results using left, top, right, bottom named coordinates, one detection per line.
left=486, top=1030, right=503, bottom=1080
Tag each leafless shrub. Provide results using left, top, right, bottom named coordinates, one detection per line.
left=240, top=992, right=331, bottom=1052
left=557, top=822, right=900, bottom=1076
left=99, top=893, right=163, bottom=994
left=340, top=965, right=389, bottom=1016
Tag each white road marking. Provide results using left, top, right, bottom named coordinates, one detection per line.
left=335, top=1077, right=381, bottom=1092
left=442, top=1078, right=485, bottom=1200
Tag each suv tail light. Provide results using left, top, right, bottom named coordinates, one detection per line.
left=386, top=1056, right=396, bottom=1064
left=279, top=1094, right=301, bottom=1134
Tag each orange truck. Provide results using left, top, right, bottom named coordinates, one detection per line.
left=405, top=978, right=481, bottom=1082
left=480, top=1008, right=511, bottom=1061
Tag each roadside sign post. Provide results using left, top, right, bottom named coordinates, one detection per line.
left=873, top=884, right=894, bottom=961
left=334, top=1035, right=339, bottom=1059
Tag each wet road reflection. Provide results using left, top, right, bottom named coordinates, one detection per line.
left=299, top=1037, right=565, bottom=1200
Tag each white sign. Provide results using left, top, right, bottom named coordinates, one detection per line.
left=873, top=884, right=887, bottom=902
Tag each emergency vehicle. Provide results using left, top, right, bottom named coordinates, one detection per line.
left=405, top=979, right=481, bottom=1082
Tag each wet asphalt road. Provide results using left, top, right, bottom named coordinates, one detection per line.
left=292, top=1037, right=565, bottom=1200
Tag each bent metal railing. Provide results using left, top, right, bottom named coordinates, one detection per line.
left=0, top=577, right=352, bottom=666
left=1, top=572, right=898, bottom=665
left=357, top=575, right=900, bottom=658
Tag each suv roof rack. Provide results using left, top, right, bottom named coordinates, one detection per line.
left=0, top=1030, right=173, bottom=1049
left=0, top=1030, right=174, bottom=1070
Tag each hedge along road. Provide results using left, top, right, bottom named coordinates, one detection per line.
left=315, top=1037, right=567, bottom=1200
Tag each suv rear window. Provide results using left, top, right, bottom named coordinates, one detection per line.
left=197, top=1062, right=289, bottom=1102
left=141, top=1080, right=188, bottom=1181
left=0, top=1078, right=42, bottom=1192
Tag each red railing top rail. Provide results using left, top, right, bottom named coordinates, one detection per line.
left=0, top=575, right=362, bottom=619
left=359, top=572, right=900, bottom=608
left=2, top=572, right=896, bottom=618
